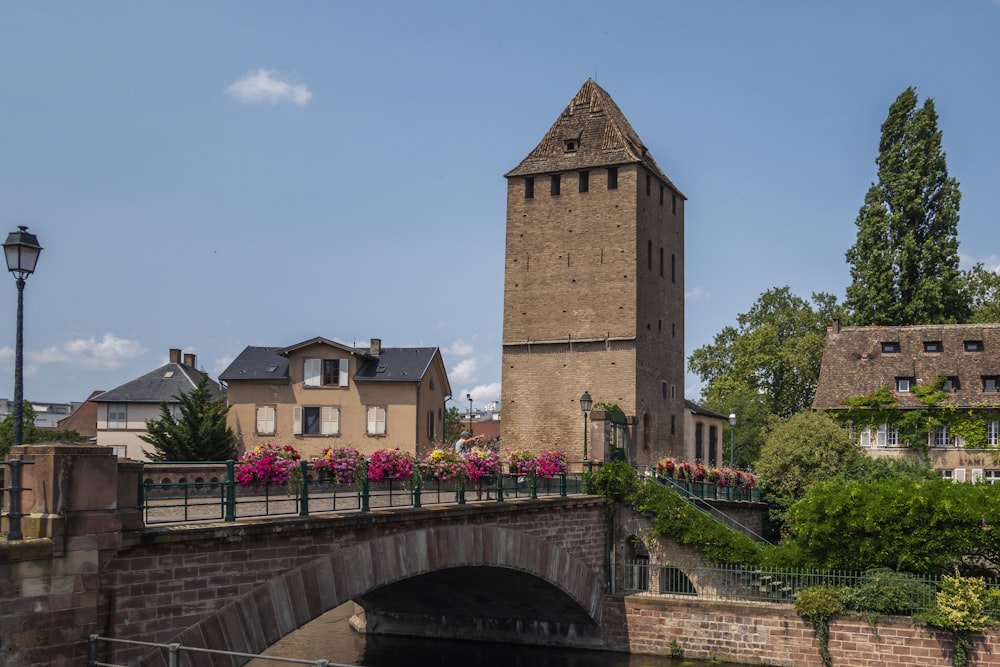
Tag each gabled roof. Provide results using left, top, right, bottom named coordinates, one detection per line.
left=685, top=400, right=727, bottom=420
left=218, top=346, right=289, bottom=383
left=813, top=322, right=1000, bottom=409
left=354, top=347, right=440, bottom=383
left=220, top=342, right=448, bottom=390
left=505, top=78, right=684, bottom=196
left=93, top=363, right=220, bottom=403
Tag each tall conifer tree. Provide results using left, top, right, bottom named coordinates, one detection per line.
left=845, top=87, right=967, bottom=325
left=141, top=373, right=236, bottom=461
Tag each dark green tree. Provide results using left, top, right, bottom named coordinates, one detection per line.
left=141, top=373, right=236, bottom=461
left=845, top=87, right=967, bottom=325
left=688, top=286, right=844, bottom=421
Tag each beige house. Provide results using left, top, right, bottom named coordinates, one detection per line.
left=814, top=321, right=1000, bottom=481
left=684, top=401, right=729, bottom=466
left=221, top=337, right=451, bottom=460
left=92, top=349, right=219, bottom=461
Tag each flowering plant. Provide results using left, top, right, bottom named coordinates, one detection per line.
left=313, top=446, right=365, bottom=486
left=367, top=448, right=415, bottom=482
left=465, top=448, right=502, bottom=481
left=535, top=450, right=568, bottom=479
left=656, top=457, right=676, bottom=476
left=423, top=448, right=468, bottom=482
left=506, top=448, right=536, bottom=475
left=734, top=469, right=759, bottom=489
left=235, top=444, right=301, bottom=489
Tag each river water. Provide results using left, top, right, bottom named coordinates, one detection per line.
left=247, top=603, right=748, bottom=667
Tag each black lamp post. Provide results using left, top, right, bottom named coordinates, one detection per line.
left=580, top=391, right=593, bottom=460
left=466, top=393, right=473, bottom=433
left=728, top=412, right=737, bottom=469
left=4, top=226, right=43, bottom=448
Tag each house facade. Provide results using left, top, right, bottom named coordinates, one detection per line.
left=501, top=79, right=686, bottom=466
left=92, top=349, right=220, bottom=461
left=683, top=400, right=729, bottom=466
left=221, top=337, right=451, bottom=460
left=813, top=321, right=1000, bottom=480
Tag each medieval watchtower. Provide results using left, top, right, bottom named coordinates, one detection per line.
left=501, top=79, right=685, bottom=465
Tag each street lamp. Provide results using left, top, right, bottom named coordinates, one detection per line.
left=466, top=393, right=473, bottom=434
left=4, top=226, right=43, bottom=448
left=580, top=391, right=593, bottom=461
left=728, top=413, right=737, bottom=469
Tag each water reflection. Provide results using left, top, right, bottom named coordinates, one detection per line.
left=249, top=603, right=747, bottom=667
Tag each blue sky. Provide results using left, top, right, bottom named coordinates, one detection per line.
left=1, top=1, right=998, bottom=409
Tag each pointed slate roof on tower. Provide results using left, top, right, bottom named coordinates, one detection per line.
left=505, top=78, right=683, bottom=195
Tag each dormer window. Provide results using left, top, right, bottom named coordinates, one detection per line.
left=565, top=140, right=576, bottom=152
left=984, top=377, right=999, bottom=393
left=924, top=341, right=942, bottom=353
left=965, top=340, right=984, bottom=352
left=881, top=341, right=900, bottom=353
left=897, top=378, right=913, bottom=393
left=943, top=377, right=960, bottom=392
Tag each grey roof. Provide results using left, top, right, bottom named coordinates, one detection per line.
left=505, top=78, right=684, bottom=197
left=218, top=346, right=289, bottom=383
left=814, top=323, right=1000, bottom=409
left=685, top=400, right=727, bottom=420
left=93, top=363, right=221, bottom=403
left=220, top=343, right=443, bottom=386
left=354, top=347, right=439, bottom=383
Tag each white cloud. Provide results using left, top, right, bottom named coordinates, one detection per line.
left=30, top=334, right=146, bottom=371
left=685, top=286, right=710, bottom=301
left=445, top=339, right=475, bottom=357
left=226, top=68, right=312, bottom=106
left=468, top=382, right=502, bottom=407
left=450, top=358, right=478, bottom=386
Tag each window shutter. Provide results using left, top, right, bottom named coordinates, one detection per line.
left=954, top=468, right=967, bottom=482
left=293, top=406, right=303, bottom=435
left=340, top=358, right=349, bottom=387
left=256, top=406, right=274, bottom=434
left=859, top=428, right=871, bottom=448
left=875, top=425, right=887, bottom=448
left=322, top=407, right=339, bottom=435
left=304, top=359, right=321, bottom=387
left=972, top=469, right=985, bottom=483
left=368, top=406, right=385, bottom=435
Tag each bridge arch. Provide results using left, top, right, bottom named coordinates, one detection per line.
left=152, top=523, right=605, bottom=661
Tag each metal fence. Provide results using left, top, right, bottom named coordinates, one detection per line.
left=138, top=461, right=589, bottom=526
left=615, top=560, right=998, bottom=615
left=86, top=634, right=346, bottom=667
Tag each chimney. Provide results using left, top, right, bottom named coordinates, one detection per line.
left=169, top=348, right=182, bottom=364
left=831, top=319, right=840, bottom=334
left=183, top=353, right=197, bottom=368
left=370, top=338, right=381, bottom=356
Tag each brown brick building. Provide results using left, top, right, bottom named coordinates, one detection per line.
left=501, top=79, right=686, bottom=465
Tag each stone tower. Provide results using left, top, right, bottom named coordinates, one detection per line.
left=500, top=79, right=685, bottom=466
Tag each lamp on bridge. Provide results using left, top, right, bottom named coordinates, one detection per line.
left=466, top=393, right=473, bottom=434
left=728, top=412, right=737, bottom=469
left=580, top=391, right=593, bottom=461
left=4, top=226, right=43, bottom=447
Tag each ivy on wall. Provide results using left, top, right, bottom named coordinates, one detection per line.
left=836, top=376, right=1000, bottom=450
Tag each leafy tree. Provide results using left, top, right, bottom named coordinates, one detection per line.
left=785, top=477, right=1000, bottom=576
left=443, top=405, right=464, bottom=445
left=755, top=410, right=864, bottom=535
left=845, top=86, right=967, bottom=325
left=688, top=286, right=844, bottom=421
left=962, top=263, right=1000, bottom=323
left=141, top=373, right=236, bottom=461
left=0, top=402, right=86, bottom=458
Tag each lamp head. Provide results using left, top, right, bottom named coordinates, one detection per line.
left=729, top=413, right=737, bottom=427
left=580, top=391, right=593, bottom=413
left=4, top=226, right=42, bottom=279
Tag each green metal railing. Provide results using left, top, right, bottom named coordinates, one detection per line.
left=137, top=461, right=589, bottom=526
left=616, top=560, right=999, bottom=615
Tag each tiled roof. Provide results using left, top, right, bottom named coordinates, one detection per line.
left=218, top=346, right=289, bottom=383
left=93, top=364, right=221, bottom=403
left=813, top=323, right=1000, bottom=409
left=505, top=78, right=684, bottom=196
left=220, top=343, right=442, bottom=385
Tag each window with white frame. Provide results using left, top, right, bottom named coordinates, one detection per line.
left=876, top=424, right=899, bottom=447
left=367, top=406, right=387, bottom=435
left=256, top=405, right=276, bottom=435
left=303, top=358, right=349, bottom=388
left=933, top=425, right=954, bottom=447
left=111, top=446, right=126, bottom=458
left=896, top=378, right=912, bottom=393
left=293, top=406, right=340, bottom=436
left=108, top=403, right=127, bottom=429
left=988, top=420, right=999, bottom=446
left=986, top=470, right=1000, bottom=485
